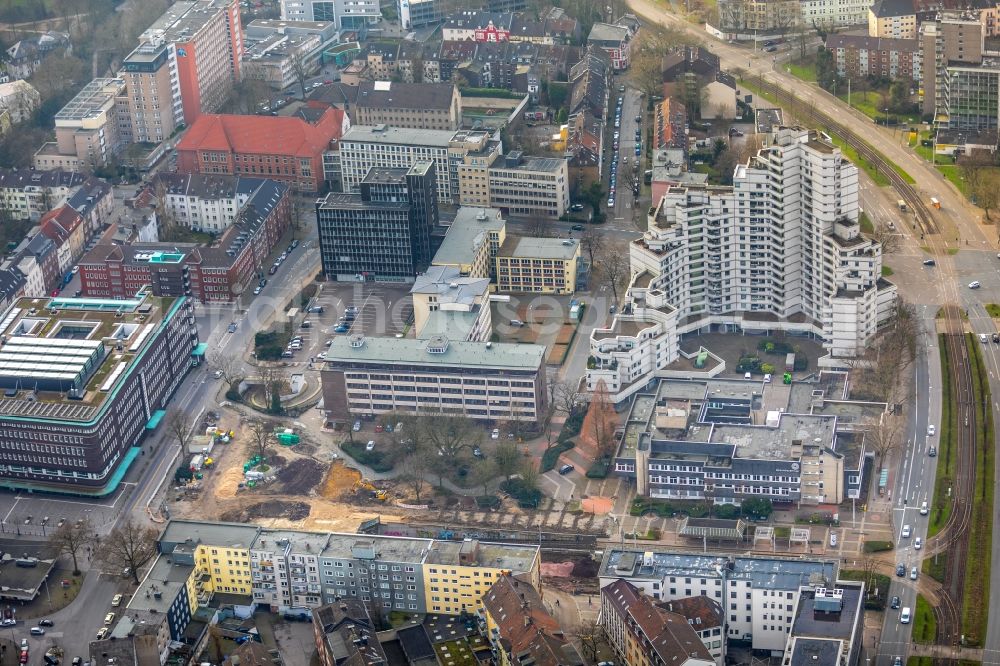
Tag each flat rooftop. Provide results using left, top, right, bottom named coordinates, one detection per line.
left=143, top=0, right=233, bottom=43
left=129, top=555, right=195, bottom=614
left=790, top=638, right=842, bottom=666
left=711, top=413, right=837, bottom=460
left=0, top=556, right=55, bottom=601
left=55, top=78, right=124, bottom=121
left=342, top=125, right=456, bottom=147
left=319, top=535, right=432, bottom=563
left=0, top=295, right=182, bottom=419
left=601, top=549, right=836, bottom=590
left=433, top=207, right=505, bottom=267
left=425, top=540, right=538, bottom=573
left=792, top=584, right=862, bottom=640
left=160, top=520, right=261, bottom=549
left=498, top=236, right=579, bottom=260
left=257, top=528, right=331, bottom=554
left=325, top=334, right=545, bottom=371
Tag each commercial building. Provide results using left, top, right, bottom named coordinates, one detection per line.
left=588, top=128, right=896, bottom=400
left=321, top=333, right=547, bottom=422
left=939, top=61, right=1000, bottom=130
left=34, top=78, right=127, bottom=171
left=353, top=81, right=462, bottom=131
left=338, top=125, right=458, bottom=202
left=607, top=372, right=882, bottom=506
left=175, top=106, right=346, bottom=192
left=279, top=0, right=381, bottom=28
left=452, top=128, right=505, bottom=208
left=495, top=236, right=580, bottom=294
left=140, top=0, right=244, bottom=125
left=600, top=550, right=838, bottom=653
left=0, top=293, right=198, bottom=494
left=481, top=574, right=584, bottom=666
left=431, top=206, right=507, bottom=278
left=80, top=179, right=291, bottom=302
left=118, top=39, right=184, bottom=146
left=316, top=162, right=437, bottom=282
left=868, top=0, right=917, bottom=39
left=826, top=34, right=921, bottom=81
left=410, top=265, right=492, bottom=341
left=921, top=14, right=985, bottom=120
left=784, top=584, right=865, bottom=666
left=485, top=152, right=569, bottom=218
left=241, top=31, right=322, bottom=90
left=601, top=580, right=716, bottom=666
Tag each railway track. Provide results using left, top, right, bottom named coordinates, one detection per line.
left=750, top=77, right=939, bottom=236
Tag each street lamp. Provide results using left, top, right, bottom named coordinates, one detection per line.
left=883, top=108, right=889, bottom=127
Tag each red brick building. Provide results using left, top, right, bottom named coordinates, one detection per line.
left=79, top=179, right=291, bottom=302
left=825, top=34, right=921, bottom=81
left=175, top=105, right=345, bottom=192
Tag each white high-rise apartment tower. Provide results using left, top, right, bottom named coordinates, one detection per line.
left=589, top=127, right=897, bottom=401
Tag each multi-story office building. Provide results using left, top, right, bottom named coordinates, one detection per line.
left=321, top=333, right=547, bottom=422
left=452, top=128, right=504, bottom=207
left=485, top=152, right=569, bottom=218
left=338, top=125, right=458, bottom=202
left=410, top=266, right=493, bottom=341
left=495, top=236, right=580, bottom=294
left=0, top=293, right=198, bottom=494
left=175, top=107, right=345, bottom=192
left=354, top=81, right=462, bottom=131
left=80, top=179, right=291, bottom=302
left=921, top=14, right=985, bottom=121
left=599, top=549, right=838, bottom=653
left=868, top=0, right=917, bottom=39
left=117, top=39, right=183, bottom=146
left=279, top=0, right=381, bottom=28
left=601, top=374, right=879, bottom=504
left=33, top=78, right=127, bottom=171
left=241, top=32, right=322, bottom=89
left=939, top=61, right=1000, bottom=130
left=601, top=580, right=716, bottom=666
left=140, top=0, right=243, bottom=125
left=589, top=128, right=896, bottom=400
left=316, top=162, right=437, bottom=282
left=431, top=206, right=507, bottom=279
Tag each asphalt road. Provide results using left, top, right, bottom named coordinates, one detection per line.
left=606, top=83, right=644, bottom=226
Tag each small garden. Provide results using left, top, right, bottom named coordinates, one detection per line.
left=840, top=568, right=890, bottom=611
left=501, top=477, right=543, bottom=508
left=862, top=540, right=894, bottom=553
left=630, top=497, right=772, bottom=519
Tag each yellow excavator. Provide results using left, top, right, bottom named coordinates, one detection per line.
left=353, top=478, right=390, bottom=501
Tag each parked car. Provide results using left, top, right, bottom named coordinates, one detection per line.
left=111, top=594, right=123, bottom=607
left=491, top=428, right=500, bottom=439
left=365, top=440, right=375, bottom=451
left=352, top=420, right=362, bottom=432
left=96, top=628, right=109, bottom=640
left=969, top=281, right=982, bottom=289
left=922, top=259, right=936, bottom=266
left=558, top=464, right=574, bottom=475
left=104, top=613, right=116, bottom=625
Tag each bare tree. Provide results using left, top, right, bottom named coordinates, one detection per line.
left=491, top=441, right=523, bottom=483
left=167, top=409, right=196, bottom=452
left=585, top=380, right=618, bottom=458
left=595, top=244, right=630, bottom=306
left=95, top=520, right=158, bottom=586
left=397, top=453, right=433, bottom=503
left=207, top=351, right=245, bottom=394
left=848, top=300, right=918, bottom=404
left=256, top=364, right=287, bottom=412
left=631, top=46, right=664, bottom=101
left=49, top=518, right=93, bottom=575
left=863, top=412, right=903, bottom=463
left=551, top=378, right=581, bottom=417
left=572, top=619, right=610, bottom=663
left=289, top=50, right=312, bottom=99
left=246, top=419, right=277, bottom=464
left=870, top=223, right=901, bottom=254
left=577, top=226, right=602, bottom=267
left=470, top=459, right=497, bottom=497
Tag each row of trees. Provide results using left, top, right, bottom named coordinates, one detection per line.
left=50, top=518, right=157, bottom=586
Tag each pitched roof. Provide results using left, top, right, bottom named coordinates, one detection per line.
left=588, top=22, right=630, bottom=45
left=176, top=107, right=344, bottom=158
left=482, top=574, right=584, bottom=666
left=312, top=600, right=387, bottom=666
left=356, top=81, right=456, bottom=110
left=602, top=580, right=714, bottom=666
left=825, top=34, right=919, bottom=52
left=869, top=0, right=915, bottom=17
left=659, top=596, right=725, bottom=630
left=39, top=205, right=83, bottom=244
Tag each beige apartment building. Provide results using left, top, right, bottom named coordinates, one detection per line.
left=921, top=14, right=985, bottom=117
left=431, top=206, right=507, bottom=279
left=495, top=235, right=580, bottom=295
left=453, top=129, right=502, bottom=208
left=117, top=40, right=183, bottom=145
left=868, top=0, right=917, bottom=39
left=34, top=78, right=126, bottom=171
left=486, top=152, right=570, bottom=218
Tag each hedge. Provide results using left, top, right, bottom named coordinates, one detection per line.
left=501, top=478, right=542, bottom=508
left=862, top=540, right=894, bottom=553
left=476, top=495, right=500, bottom=509
left=586, top=456, right=611, bottom=478
left=560, top=410, right=585, bottom=441
left=541, top=440, right=575, bottom=472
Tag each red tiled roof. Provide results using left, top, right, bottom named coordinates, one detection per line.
left=176, top=107, right=344, bottom=158
left=39, top=205, right=83, bottom=244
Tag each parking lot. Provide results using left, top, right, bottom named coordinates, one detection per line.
left=0, top=484, right=133, bottom=538
left=313, top=282, right=414, bottom=341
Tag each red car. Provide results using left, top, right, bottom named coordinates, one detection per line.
left=50, top=290, right=59, bottom=296
left=374, top=424, right=384, bottom=433
left=324, top=79, right=333, bottom=85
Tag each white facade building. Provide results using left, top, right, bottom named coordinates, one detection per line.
left=799, top=0, right=870, bottom=29
left=588, top=127, right=897, bottom=402
left=279, top=0, right=380, bottom=28
left=339, top=126, right=456, bottom=202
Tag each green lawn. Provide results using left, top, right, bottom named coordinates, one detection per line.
left=828, top=135, right=890, bottom=187
left=881, top=266, right=894, bottom=277
left=913, top=594, right=937, bottom=643
left=859, top=211, right=874, bottom=233
left=786, top=60, right=817, bottom=83
left=986, top=304, right=1000, bottom=317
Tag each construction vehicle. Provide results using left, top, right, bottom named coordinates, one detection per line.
left=353, top=479, right=390, bottom=501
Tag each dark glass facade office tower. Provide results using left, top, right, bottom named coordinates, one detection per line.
left=316, top=160, right=437, bottom=282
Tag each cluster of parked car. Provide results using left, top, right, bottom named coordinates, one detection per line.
left=607, top=89, right=641, bottom=208
left=264, top=239, right=300, bottom=282
left=334, top=305, right=359, bottom=334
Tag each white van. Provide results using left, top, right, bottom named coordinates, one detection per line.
left=900, top=607, right=911, bottom=624
left=901, top=524, right=911, bottom=538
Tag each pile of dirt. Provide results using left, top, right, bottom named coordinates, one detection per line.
left=274, top=458, right=327, bottom=495
left=571, top=556, right=599, bottom=578
left=320, top=462, right=361, bottom=499
left=270, top=454, right=288, bottom=467
left=221, top=500, right=311, bottom=523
